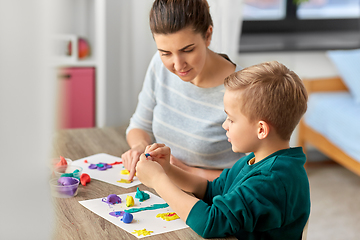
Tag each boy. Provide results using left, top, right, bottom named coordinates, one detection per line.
left=136, top=61, right=310, bottom=239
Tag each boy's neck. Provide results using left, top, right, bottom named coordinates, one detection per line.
left=253, top=138, right=290, bottom=164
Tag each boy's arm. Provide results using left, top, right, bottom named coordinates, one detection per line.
left=164, top=162, right=209, bottom=198
left=136, top=157, right=208, bottom=221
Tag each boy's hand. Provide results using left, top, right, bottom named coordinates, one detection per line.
left=144, top=143, right=171, bottom=173
left=136, top=154, right=167, bottom=189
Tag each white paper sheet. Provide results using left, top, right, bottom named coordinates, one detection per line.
left=72, top=153, right=141, bottom=188
left=79, top=191, right=189, bottom=238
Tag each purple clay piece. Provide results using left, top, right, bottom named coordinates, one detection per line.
left=109, top=211, right=125, bottom=218
left=89, top=164, right=97, bottom=169
left=102, top=194, right=122, bottom=205
left=98, top=166, right=107, bottom=171
left=57, top=177, right=79, bottom=186
left=122, top=212, right=133, bottom=224
left=57, top=177, right=79, bottom=196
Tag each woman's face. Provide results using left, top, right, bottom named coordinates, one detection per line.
left=153, top=26, right=211, bottom=82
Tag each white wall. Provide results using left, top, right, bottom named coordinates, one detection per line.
left=105, top=0, right=157, bottom=127
left=0, top=0, right=55, bottom=238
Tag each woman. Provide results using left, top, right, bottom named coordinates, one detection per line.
left=122, top=0, right=244, bottom=181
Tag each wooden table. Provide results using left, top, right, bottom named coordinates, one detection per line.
left=51, top=126, right=236, bottom=240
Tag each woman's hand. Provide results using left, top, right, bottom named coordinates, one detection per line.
left=136, top=153, right=167, bottom=189
left=121, top=143, right=146, bottom=181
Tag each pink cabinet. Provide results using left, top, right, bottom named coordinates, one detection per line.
left=58, top=67, right=95, bottom=128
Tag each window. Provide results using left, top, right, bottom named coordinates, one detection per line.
left=239, top=0, right=360, bottom=52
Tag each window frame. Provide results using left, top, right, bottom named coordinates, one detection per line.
left=240, top=0, right=360, bottom=52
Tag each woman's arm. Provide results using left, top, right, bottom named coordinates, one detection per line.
left=170, top=155, right=222, bottom=181
left=121, top=128, right=152, bottom=180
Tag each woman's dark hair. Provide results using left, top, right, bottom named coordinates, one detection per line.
left=149, top=0, right=213, bottom=38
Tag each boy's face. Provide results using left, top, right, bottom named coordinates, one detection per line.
left=222, top=90, right=259, bottom=153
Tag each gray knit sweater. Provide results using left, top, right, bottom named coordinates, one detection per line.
left=126, top=53, right=244, bottom=169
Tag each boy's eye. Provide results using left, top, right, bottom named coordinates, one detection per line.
left=227, top=117, right=233, bottom=123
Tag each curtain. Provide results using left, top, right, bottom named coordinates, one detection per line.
left=208, top=0, right=244, bottom=63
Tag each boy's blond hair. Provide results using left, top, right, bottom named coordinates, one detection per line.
left=224, top=61, right=308, bottom=140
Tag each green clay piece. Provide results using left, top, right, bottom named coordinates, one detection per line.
left=60, top=173, right=73, bottom=178
left=135, top=187, right=150, bottom=202
left=96, top=163, right=104, bottom=168
left=72, top=169, right=81, bottom=179
left=124, top=203, right=169, bottom=213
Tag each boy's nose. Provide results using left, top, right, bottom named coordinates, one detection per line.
left=222, top=120, right=227, bottom=130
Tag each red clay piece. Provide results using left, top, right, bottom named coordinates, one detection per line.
left=80, top=173, right=91, bottom=186
left=56, top=156, right=68, bottom=167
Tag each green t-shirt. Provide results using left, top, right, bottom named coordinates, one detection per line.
left=186, top=147, right=311, bottom=239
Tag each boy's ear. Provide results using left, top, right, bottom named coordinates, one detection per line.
left=257, top=121, right=270, bottom=140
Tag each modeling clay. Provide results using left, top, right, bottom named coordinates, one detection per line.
left=145, top=153, right=151, bottom=158
left=88, top=162, right=112, bottom=171
left=122, top=212, right=133, bottom=224
left=135, top=187, right=150, bottom=202
left=109, top=161, right=122, bottom=165
left=56, top=177, right=79, bottom=196
left=109, top=211, right=125, bottom=217
left=156, top=212, right=180, bottom=221
left=55, top=156, right=68, bottom=167
left=124, top=203, right=169, bottom=213
left=60, top=169, right=81, bottom=180
left=60, top=173, right=73, bottom=178
left=102, top=194, right=121, bottom=205
left=132, top=229, right=153, bottom=236
left=57, top=177, right=78, bottom=186
left=126, top=195, right=134, bottom=207
left=117, top=179, right=132, bottom=184
left=80, top=173, right=91, bottom=186
left=120, top=169, right=130, bottom=175
left=84, top=160, right=88, bottom=163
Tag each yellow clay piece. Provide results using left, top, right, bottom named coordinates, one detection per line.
left=156, top=212, right=180, bottom=221
left=132, top=229, right=153, bottom=236
left=120, top=169, right=130, bottom=175
left=117, top=179, right=132, bottom=184
left=126, top=195, right=134, bottom=207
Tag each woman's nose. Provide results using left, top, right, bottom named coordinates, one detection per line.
left=173, top=55, right=186, bottom=71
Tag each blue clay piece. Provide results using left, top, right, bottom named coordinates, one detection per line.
left=102, top=194, right=121, bottom=205
left=122, top=212, right=133, bottom=223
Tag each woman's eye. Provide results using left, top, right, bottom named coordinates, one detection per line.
left=160, top=51, right=171, bottom=56
left=227, top=117, right=233, bottom=123
left=183, top=48, right=194, bottom=53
